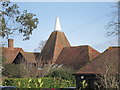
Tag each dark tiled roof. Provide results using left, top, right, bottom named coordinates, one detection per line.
left=2, top=47, right=38, bottom=64
left=40, top=31, right=70, bottom=63
left=19, top=51, right=36, bottom=63
left=2, top=47, right=23, bottom=63
left=33, top=52, right=41, bottom=60
left=55, top=45, right=100, bottom=70
left=75, top=47, right=120, bottom=74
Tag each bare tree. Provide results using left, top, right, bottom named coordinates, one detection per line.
left=95, top=58, right=119, bottom=90
left=34, top=40, right=46, bottom=52
left=106, top=1, right=120, bottom=36
left=37, top=63, right=62, bottom=77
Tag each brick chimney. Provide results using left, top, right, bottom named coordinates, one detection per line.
left=8, top=39, right=14, bottom=48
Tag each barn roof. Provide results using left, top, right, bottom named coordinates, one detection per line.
left=2, top=47, right=38, bottom=64
left=2, top=47, right=23, bottom=64
left=75, top=47, right=120, bottom=74
left=19, top=51, right=37, bottom=63
left=55, top=45, right=100, bottom=70
left=40, top=31, right=70, bottom=63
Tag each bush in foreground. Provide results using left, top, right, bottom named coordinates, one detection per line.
left=3, top=77, right=76, bottom=88
left=47, top=66, right=76, bottom=81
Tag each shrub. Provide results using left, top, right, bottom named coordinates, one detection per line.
left=3, top=77, right=76, bottom=88
left=2, top=63, right=41, bottom=78
left=47, top=66, right=76, bottom=82
left=2, top=64, right=28, bottom=78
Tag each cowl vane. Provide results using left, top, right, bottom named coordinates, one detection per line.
left=54, top=16, right=62, bottom=31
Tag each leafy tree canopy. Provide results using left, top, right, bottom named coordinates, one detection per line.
left=0, top=1, right=39, bottom=40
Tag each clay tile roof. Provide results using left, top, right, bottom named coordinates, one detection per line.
left=75, top=47, right=120, bottom=74
left=40, top=31, right=70, bottom=63
left=55, top=45, right=100, bottom=70
left=33, top=52, right=40, bottom=60
left=20, top=51, right=36, bottom=63
left=2, top=47, right=23, bottom=64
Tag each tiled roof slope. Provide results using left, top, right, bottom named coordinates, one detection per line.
left=75, top=47, right=120, bottom=74
left=2, top=47, right=37, bottom=64
left=55, top=45, right=100, bottom=70
left=19, top=51, right=36, bottom=63
left=40, top=31, right=70, bottom=64
left=2, top=47, right=23, bottom=64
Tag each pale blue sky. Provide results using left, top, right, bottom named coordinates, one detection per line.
left=4, top=2, right=118, bottom=53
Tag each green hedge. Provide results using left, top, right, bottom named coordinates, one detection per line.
left=3, top=77, right=76, bottom=88
left=47, top=66, right=75, bottom=81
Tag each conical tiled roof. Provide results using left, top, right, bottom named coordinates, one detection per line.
left=40, top=31, right=70, bottom=64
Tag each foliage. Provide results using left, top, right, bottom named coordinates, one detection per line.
left=0, top=47, right=6, bottom=81
left=0, top=47, right=2, bottom=82
left=81, top=80, right=88, bottom=89
left=0, top=1, right=39, bottom=40
left=2, top=64, right=29, bottom=78
left=3, top=77, right=76, bottom=88
left=2, top=63, right=42, bottom=78
left=47, top=66, right=76, bottom=82
left=78, top=80, right=88, bottom=90
left=2, top=63, right=62, bottom=78
left=0, top=52, right=6, bottom=65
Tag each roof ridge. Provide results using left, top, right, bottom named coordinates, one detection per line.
left=53, top=31, right=59, bottom=60
left=108, top=46, right=120, bottom=49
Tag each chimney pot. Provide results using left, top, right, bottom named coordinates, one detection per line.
left=8, top=39, right=14, bottom=48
